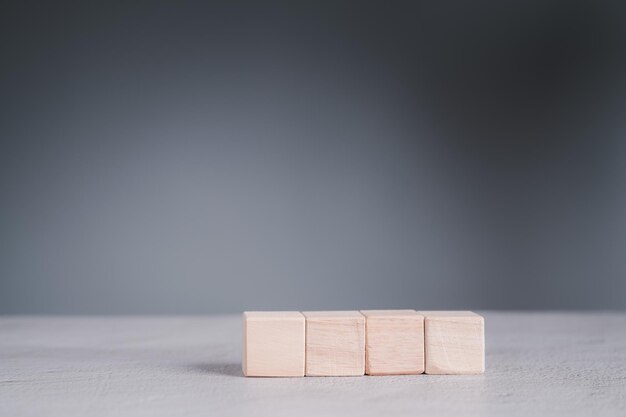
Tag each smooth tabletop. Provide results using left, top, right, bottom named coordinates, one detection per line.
left=1, top=312, right=625, bottom=417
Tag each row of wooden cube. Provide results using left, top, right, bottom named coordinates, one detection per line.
left=243, top=310, right=484, bottom=377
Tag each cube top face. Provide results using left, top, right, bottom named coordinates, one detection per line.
left=419, top=311, right=481, bottom=320
left=243, top=311, right=305, bottom=377
left=361, top=310, right=424, bottom=375
left=244, top=311, right=304, bottom=320
left=421, top=311, right=484, bottom=375
left=302, top=311, right=365, bottom=320
left=360, top=309, right=421, bottom=318
left=304, top=311, right=365, bottom=376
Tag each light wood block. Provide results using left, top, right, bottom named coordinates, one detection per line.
left=360, top=310, right=424, bottom=375
left=420, top=311, right=485, bottom=374
left=242, top=311, right=305, bottom=377
left=303, top=311, right=365, bottom=376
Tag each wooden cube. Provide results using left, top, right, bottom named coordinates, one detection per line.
left=360, top=309, right=424, bottom=375
left=420, top=311, right=484, bottom=374
left=303, top=311, right=365, bottom=376
left=242, top=311, right=305, bottom=377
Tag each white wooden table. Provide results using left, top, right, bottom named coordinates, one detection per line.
left=1, top=313, right=625, bottom=416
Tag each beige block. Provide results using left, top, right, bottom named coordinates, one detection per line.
left=303, top=311, right=365, bottom=376
left=360, top=310, right=424, bottom=375
left=420, top=311, right=485, bottom=374
left=242, top=311, right=305, bottom=377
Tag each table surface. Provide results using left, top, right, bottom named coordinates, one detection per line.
left=1, top=312, right=625, bottom=417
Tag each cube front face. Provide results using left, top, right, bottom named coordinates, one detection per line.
left=421, top=311, right=484, bottom=375
left=361, top=310, right=424, bottom=375
left=303, top=311, right=365, bottom=376
left=243, top=312, right=305, bottom=377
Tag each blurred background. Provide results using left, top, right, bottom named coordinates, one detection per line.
left=1, top=1, right=625, bottom=314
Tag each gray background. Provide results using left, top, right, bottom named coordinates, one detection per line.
left=1, top=1, right=625, bottom=314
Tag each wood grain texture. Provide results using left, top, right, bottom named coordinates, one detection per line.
left=302, top=311, right=365, bottom=376
left=243, top=311, right=305, bottom=377
left=360, top=310, right=424, bottom=375
left=2, top=313, right=626, bottom=417
left=420, top=311, right=484, bottom=375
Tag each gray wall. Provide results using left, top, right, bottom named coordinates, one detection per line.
left=1, top=1, right=625, bottom=313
